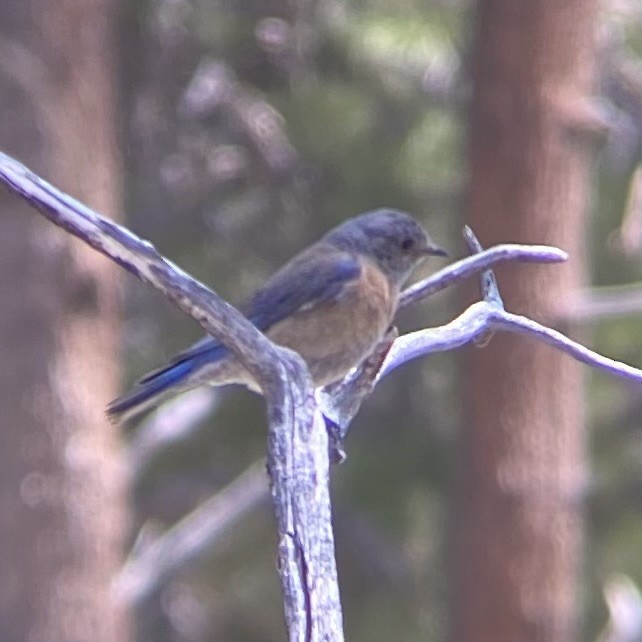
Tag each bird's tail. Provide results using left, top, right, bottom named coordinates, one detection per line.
left=107, top=360, right=196, bottom=424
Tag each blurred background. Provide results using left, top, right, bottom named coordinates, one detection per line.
left=1, top=0, right=642, bottom=641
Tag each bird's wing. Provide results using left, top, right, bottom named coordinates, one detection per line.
left=242, top=248, right=361, bottom=329
left=138, top=249, right=361, bottom=384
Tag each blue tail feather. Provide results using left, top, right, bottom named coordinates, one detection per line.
left=108, top=341, right=230, bottom=423
left=107, top=360, right=196, bottom=423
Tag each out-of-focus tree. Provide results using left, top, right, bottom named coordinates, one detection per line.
left=0, top=0, right=129, bottom=640
left=455, top=1, right=598, bottom=642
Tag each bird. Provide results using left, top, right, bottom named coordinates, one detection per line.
left=107, top=208, right=447, bottom=422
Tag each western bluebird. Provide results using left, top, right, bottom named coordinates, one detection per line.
left=107, top=208, right=447, bottom=422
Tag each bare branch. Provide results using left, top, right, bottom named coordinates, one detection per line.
left=0, top=151, right=284, bottom=386
left=561, top=282, right=642, bottom=321
left=381, top=302, right=642, bottom=383
left=0, top=151, right=343, bottom=642
left=267, top=382, right=343, bottom=642
left=597, top=574, right=642, bottom=642
left=400, top=243, right=567, bottom=308
left=116, top=460, right=269, bottom=605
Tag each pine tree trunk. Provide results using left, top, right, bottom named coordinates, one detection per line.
left=453, top=2, right=597, bottom=642
left=0, top=0, right=129, bottom=639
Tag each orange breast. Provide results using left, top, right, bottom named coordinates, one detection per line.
left=267, top=258, right=397, bottom=386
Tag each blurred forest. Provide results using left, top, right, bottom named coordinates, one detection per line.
left=1, top=0, right=642, bottom=641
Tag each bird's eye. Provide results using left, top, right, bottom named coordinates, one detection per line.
left=401, top=238, right=414, bottom=251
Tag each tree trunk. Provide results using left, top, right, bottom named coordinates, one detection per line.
left=453, top=2, right=597, bottom=642
left=0, top=0, right=129, bottom=640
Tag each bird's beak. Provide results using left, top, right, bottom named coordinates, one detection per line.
left=423, top=243, right=449, bottom=258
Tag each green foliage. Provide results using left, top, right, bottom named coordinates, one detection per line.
left=396, top=108, right=463, bottom=195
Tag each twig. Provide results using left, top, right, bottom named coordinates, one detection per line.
left=382, top=302, right=642, bottom=382
left=399, top=243, right=566, bottom=307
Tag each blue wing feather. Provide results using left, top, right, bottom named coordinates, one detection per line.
left=108, top=249, right=361, bottom=421
left=244, top=252, right=360, bottom=328
left=141, top=251, right=360, bottom=380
